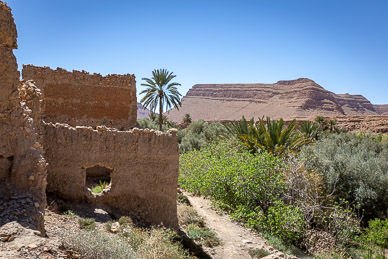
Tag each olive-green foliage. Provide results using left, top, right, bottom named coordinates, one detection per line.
left=78, top=218, right=96, bottom=230
left=180, top=141, right=286, bottom=211
left=359, top=218, right=388, bottom=258
left=301, top=133, right=388, bottom=220
left=187, top=224, right=220, bottom=247
left=299, top=120, right=322, bottom=141
left=314, top=116, right=341, bottom=134
left=179, top=120, right=227, bottom=153
left=179, top=141, right=305, bottom=243
left=225, top=116, right=308, bottom=156
left=61, top=229, right=136, bottom=259
left=120, top=226, right=192, bottom=259
left=182, top=114, right=192, bottom=124
left=137, top=114, right=178, bottom=132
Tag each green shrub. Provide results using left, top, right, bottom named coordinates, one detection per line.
left=187, top=224, right=220, bottom=247
left=180, top=141, right=286, bottom=212
left=78, top=218, right=96, bottom=230
left=301, top=133, right=388, bottom=220
left=137, top=115, right=178, bottom=132
left=180, top=141, right=300, bottom=243
left=118, top=216, right=134, bottom=228
left=359, top=218, right=388, bottom=258
left=232, top=201, right=305, bottom=244
left=179, top=120, right=227, bottom=153
left=265, top=201, right=306, bottom=243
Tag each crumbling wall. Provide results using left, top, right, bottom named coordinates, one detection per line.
left=22, top=65, right=137, bottom=130
left=0, top=1, right=46, bottom=233
left=41, top=124, right=179, bottom=229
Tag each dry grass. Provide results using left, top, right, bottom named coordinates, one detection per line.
left=178, top=204, right=219, bottom=248
left=178, top=204, right=204, bottom=227
left=61, top=229, right=135, bottom=259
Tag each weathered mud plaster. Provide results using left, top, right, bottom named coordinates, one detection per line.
left=2, top=0, right=179, bottom=232
left=42, top=124, right=179, bottom=229
left=22, top=65, right=137, bottom=130
left=0, top=1, right=46, bottom=233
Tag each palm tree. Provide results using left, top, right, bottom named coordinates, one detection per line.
left=140, top=69, right=182, bottom=131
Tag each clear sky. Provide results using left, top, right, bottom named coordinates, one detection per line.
left=6, top=0, right=388, bottom=104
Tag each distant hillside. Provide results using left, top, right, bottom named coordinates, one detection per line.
left=137, top=102, right=151, bottom=119
left=167, top=78, right=385, bottom=122
left=374, top=105, right=388, bottom=115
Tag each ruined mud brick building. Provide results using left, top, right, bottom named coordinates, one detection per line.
left=0, top=1, right=179, bottom=234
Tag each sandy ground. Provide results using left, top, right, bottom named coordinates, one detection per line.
left=183, top=192, right=304, bottom=259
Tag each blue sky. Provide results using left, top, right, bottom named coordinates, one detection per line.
left=7, top=0, right=388, bottom=104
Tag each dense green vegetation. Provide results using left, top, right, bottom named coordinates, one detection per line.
left=137, top=115, right=227, bottom=153
left=177, top=116, right=388, bottom=257
left=301, top=133, right=388, bottom=221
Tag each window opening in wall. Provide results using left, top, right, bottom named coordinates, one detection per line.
left=85, top=165, right=112, bottom=195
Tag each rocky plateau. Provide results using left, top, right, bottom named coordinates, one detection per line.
left=166, top=78, right=387, bottom=122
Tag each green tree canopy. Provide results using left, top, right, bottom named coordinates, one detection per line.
left=140, top=69, right=182, bottom=131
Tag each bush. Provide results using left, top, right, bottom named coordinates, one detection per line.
left=61, top=229, right=136, bottom=259
left=179, top=120, right=227, bottom=153
left=78, top=218, right=96, bottom=230
left=301, top=133, right=388, bottom=220
left=358, top=218, right=388, bottom=258
left=137, top=115, right=178, bottom=132
left=180, top=141, right=306, bottom=243
left=180, top=141, right=286, bottom=212
left=265, top=201, right=305, bottom=243
left=284, top=159, right=361, bottom=246
left=120, top=226, right=192, bottom=259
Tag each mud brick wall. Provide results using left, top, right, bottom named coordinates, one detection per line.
left=0, top=1, right=46, bottom=234
left=22, top=65, right=137, bottom=130
left=41, top=123, right=179, bottom=229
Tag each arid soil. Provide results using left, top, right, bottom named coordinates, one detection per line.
left=183, top=192, right=305, bottom=259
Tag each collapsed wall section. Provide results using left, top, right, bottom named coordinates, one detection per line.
left=0, top=1, right=46, bottom=234
left=41, top=124, right=179, bottom=229
left=22, top=65, right=137, bottom=130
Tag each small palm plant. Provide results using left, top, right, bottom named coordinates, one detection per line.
left=299, top=120, right=321, bottom=141
left=182, top=114, right=192, bottom=124
left=226, top=117, right=308, bottom=156
left=140, top=69, right=182, bottom=131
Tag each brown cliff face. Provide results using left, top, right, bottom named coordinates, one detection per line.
left=374, top=105, right=388, bottom=115
left=335, top=94, right=377, bottom=115
left=167, top=78, right=382, bottom=122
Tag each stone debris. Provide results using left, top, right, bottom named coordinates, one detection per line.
left=110, top=222, right=120, bottom=233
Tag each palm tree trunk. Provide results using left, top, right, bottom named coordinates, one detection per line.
left=159, top=95, right=163, bottom=131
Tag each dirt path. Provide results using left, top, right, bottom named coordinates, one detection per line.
left=184, top=192, right=301, bottom=259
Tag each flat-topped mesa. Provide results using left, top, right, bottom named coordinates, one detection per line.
left=168, top=79, right=342, bottom=122
left=167, top=79, right=380, bottom=122
left=22, top=65, right=137, bottom=130
left=335, top=93, right=377, bottom=115
left=374, top=105, right=388, bottom=115
left=276, top=78, right=317, bottom=86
